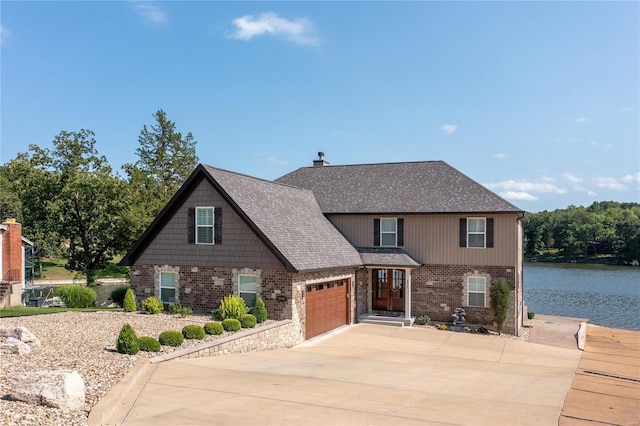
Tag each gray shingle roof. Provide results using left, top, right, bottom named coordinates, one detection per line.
left=202, top=165, right=362, bottom=272
left=357, top=248, right=421, bottom=268
left=276, top=161, right=523, bottom=214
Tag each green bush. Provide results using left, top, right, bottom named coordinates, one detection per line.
left=250, top=298, right=268, bottom=323
left=204, top=322, right=224, bottom=335
left=138, top=336, right=161, bottom=352
left=528, top=311, right=535, bottom=320
left=490, top=279, right=511, bottom=335
left=182, top=324, right=205, bottom=340
left=117, top=323, right=139, bottom=355
left=167, top=303, right=193, bottom=317
left=217, top=295, right=250, bottom=320
left=110, top=286, right=130, bottom=307
left=239, top=313, right=257, bottom=328
left=415, top=314, right=431, bottom=325
left=123, top=288, right=137, bottom=312
left=56, top=285, right=96, bottom=308
left=222, top=318, right=242, bottom=332
left=141, top=296, right=164, bottom=314
left=158, top=330, right=184, bottom=347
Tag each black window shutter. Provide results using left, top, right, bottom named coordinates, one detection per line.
left=486, top=218, right=494, bottom=248
left=187, top=208, right=195, bottom=244
left=373, top=219, right=380, bottom=246
left=397, top=218, right=404, bottom=246
left=214, top=207, right=222, bottom=244
left=459, top=218, right=467, bottom=247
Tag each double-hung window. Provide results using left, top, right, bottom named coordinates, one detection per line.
left=160, top=272, right=176, bottom=304
left=380, top=218, right=397, bottom=246
left=467, top=277, right=486, bottom=307
left=196, top=207, right=214, bottom=244
left=239, top=275, right=258, bottom=307
left=467, top=218, right=486, bottom=248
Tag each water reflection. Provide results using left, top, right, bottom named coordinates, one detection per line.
left=524, top=263, right=640, bottom=330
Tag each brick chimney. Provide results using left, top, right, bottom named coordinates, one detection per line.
left=313, top=151, right=329, bottom=167
left=1, top=218, right=23, bottom=282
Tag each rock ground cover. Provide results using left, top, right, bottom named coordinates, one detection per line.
left=0, top=311, right=271, bottom=426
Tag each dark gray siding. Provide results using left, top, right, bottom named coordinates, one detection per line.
left=136, top=179, right=283, bottom=269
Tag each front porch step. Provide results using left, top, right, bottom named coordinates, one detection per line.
left=358, top=314, right=413, bottom=327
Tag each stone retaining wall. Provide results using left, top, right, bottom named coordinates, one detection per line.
left=150, top=320, right=301, bottom=363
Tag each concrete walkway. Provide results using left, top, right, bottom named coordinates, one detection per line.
left=93, top=324, right=582, bottom=425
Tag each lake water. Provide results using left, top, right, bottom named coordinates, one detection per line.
left=524, top=263, right=640, bottom=330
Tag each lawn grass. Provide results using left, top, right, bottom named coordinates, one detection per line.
left=0, top=307, right=122, bottom=318
left=37, top=256, right=129, bottom=280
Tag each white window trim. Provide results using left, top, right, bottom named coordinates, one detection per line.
left=159, top=271, right=177, bottom=304
left=467, top=276, right=486, bottom=307
left=238, top=274, right=258, bottom=305
left=380, top=218, right=398, bottom=247
left=467, top=217, right=486, bottom=249
left=196, top=206, right=215, bottom=245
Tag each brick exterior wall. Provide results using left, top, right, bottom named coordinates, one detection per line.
left=130, top=263, right=359, bottom=340
left=2, top=222, right=23, bottom=283
left=355, top=264, right=520, bottom=336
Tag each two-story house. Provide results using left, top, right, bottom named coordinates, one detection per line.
left=121, top=157, right=526, bottom=342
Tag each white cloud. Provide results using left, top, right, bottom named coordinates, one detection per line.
left=592, top=177, right=626, bottom=191
left=440, top=124, right=457, bottom=135
left=622, top=173, right=640, bottom=184
left=564, top=172, right=583, bottom=184
left=620, top=107, right=635, bottom=112
left=484, top=179, right=567, bottom=202
left=253, top=152, right=287, bottom=166
left=575, top=117, right=588, bottom=123
left=130, top=1, right=168, bottom=26
left=0, top=24, right=10, bottom=45
left=587, top=190, right=598, bottom=196
left=492, top=153, right=508, bottom=159
left=501, top=191, right=539, bottom=201
left=228, top=12, right=319, bottom=46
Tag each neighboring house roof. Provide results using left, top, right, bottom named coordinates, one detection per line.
left=357, top=247, right=422, bottom=268
left=21, top=237, right=34, bottom=247
left=121, top=164, right=362, bottom=272
left=276, top=161, right=523, bottom=214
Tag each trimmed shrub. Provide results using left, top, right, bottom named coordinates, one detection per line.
left=528, top=311, right=535, bottom=320
left=415, top=314, right=431, bottom=326
left=158, top=330, right=184, bottom=347
left=250, top=298, right=267, bottom=323
left=222, top=318, right=242, bottom=332
left=239, top=314, right=257, bottom=329
left=138, top=336, right=161, bottom=352
left=182, top=325, right=205, bottom=340
left=110, top=286, right=130, bottom=307
left=167, top=303, right=193, bottom=317
left=217, top=295, right=250, bottom=320
left=123, top=288, right=137, bottom=312
left=204, top=322, right=224, bottom=335
left=117, top=323, right=139, bottom=355
left=56, top=285, right=96, bottom=308
left=490, top=279, right=511, bottom=335
left=211, top=308, right=223, bottom=321
left=141, top=296, right=164, bottom=314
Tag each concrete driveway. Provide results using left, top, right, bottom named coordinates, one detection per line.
left=97, top=324, right=582, bottom=425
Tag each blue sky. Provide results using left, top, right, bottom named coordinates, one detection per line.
left=1, top=1, right=638, bottom=213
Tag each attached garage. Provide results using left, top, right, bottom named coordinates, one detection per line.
left=305, top=279, right=349, bottom=339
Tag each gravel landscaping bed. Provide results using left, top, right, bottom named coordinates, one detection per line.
left=0, top=311, right=268, bottom=426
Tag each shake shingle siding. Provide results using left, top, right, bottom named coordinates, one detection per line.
left=135, top=179, right=283, bottom=269
left=276, top=161, right=522, bottom=214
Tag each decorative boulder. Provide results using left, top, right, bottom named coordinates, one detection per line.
left=8, top=326, right=41, bottom=346
left=9, top=370, right=85, bottom=411
left=0, top=337, right=31, bottom=355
